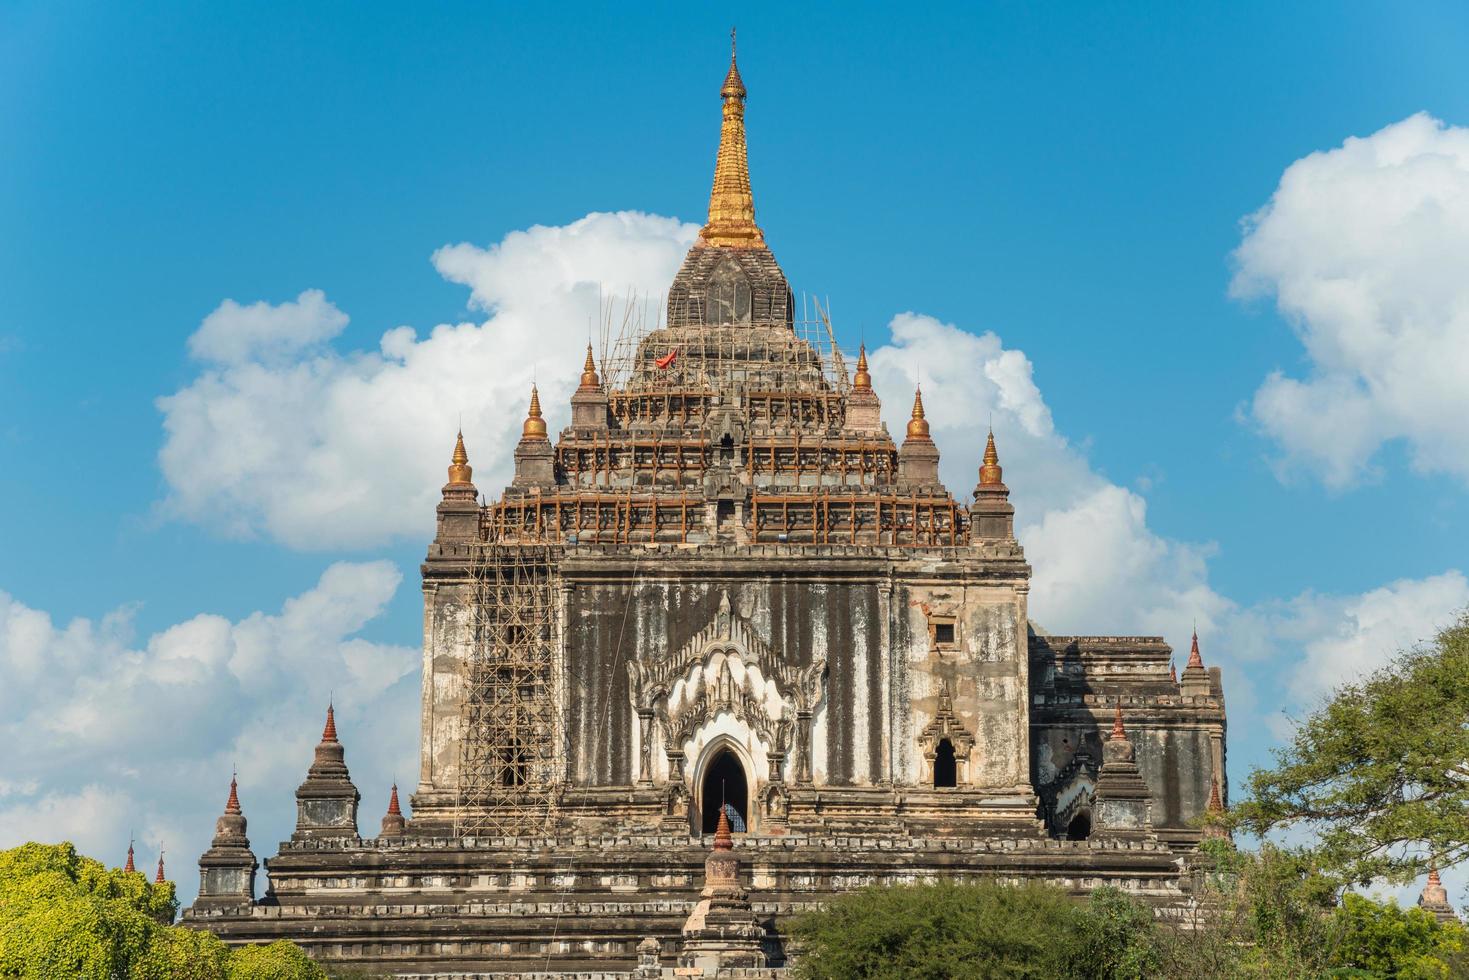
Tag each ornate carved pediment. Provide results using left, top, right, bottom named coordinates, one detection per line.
left=626, top=591, right=823, bottom=764
left=917, top=682, right=974, bottom=756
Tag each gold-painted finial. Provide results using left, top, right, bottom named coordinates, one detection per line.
left=522, top=385, right=548, bottom=439
left=906, top=386, right=930, bottom=440
left=853, top=344, right=872, bottom=391
left=979, top=428, right=1003, bottom=485
left=579, top=344, right=600, bottom=390
left=699, top=29, right=763, bottom=248
left=447, top=430, right=473, bottom=485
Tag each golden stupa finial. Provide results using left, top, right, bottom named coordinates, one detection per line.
left=522, top=385, right=548, bottom=440
left=579, top=344, right=600, bottom=390
left=979, top=428, right=1003, bottom=485
left=699, top=28, right=763, bottom=248
left=853, top=344, right=872, bottom=391
left=447, top=430, right=473, bottom=485
left=906, top=386, right=930, bottom=440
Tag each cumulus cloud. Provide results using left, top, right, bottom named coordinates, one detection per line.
left=1229, top=570, right=1469, bottom=715
left=157, top=212, right=698, bottom=550
left=1233, top=112, right=1469, bottom=488
left=0, top=563, right=417, bottom=902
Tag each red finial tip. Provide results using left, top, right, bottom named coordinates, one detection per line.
left=1111, top=701, right=1126, bottom=740
left=124, top=841, right=136, bottom=873
left=322, top=703, right=338, bottom=742
left=1170, top=661, right=1178, bottom=684
left=155, top=853, right=165, bottom=883
left=714, top=807, right=733, bottom=850
left=1429, top=865, right=1443, bottom=887
left=387, top=783, right=402, bottom=816
left=225, top=775, right=241, bottom=814
left=1187, top=629, right=1204, bottom=669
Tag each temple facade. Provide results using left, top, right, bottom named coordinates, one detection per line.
left=183, top=41, right=1227, bottom=976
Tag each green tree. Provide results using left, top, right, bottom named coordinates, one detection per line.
left=788, top=878, right=1160, bottom=980
left=1234, top=613, right=1469, bottom=886
left=225, top=941, right=329, bottom=980
left=1328, top=893, right=1467, bottom=979
left=1073, top=886, right=1161, bottom=979
left=0, top=841, right=324, bottom=980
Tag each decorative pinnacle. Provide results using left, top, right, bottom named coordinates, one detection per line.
left=714, top=806, right=733, bottom=850
left=155, top=852, right=165, bottom=883
left=1170, top=661, right=1178, bottom=684
left=579, top=345, right=600, bottom=390
left=1187, top=629, right=1204, bottom=670
left=447, top=430, right=473, bottom=486
left=522, top=385, right=548, bottom=439
left=225, top=775, right=241, bottom=815
left=700, top=28, right=762, bottom=248
left=1207, top=776, right=1223, bottom=813
left=387, top=783, right=402, bottom=816
left=721, top=27, right=745, bottom=100
left=1429, top=865, right=1444, bottom=887
left=322, top=703, right=338, bottom=742
left=979, top=428, right=1004, bottom=486
left=125, top=840, right=136, bottom=873
left=905, top=386, right=931, bottom=440
left=853, top=344, right=872, bottom=391
left=1111, top=701, right=1127, bottom=740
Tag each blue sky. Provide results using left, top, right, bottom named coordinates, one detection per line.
left=3, top=1, right=1469, bottom=901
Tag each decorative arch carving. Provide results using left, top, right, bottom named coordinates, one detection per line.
left=626, top=592, right=825, bottom=787
left=918, top=682, right=975, bottom=787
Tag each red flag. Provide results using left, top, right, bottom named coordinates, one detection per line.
left=655, top=348, right=678, bottom=369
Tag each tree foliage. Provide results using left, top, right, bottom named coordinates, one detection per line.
left=0, top=841, right=323, bottom=980
left=789, top=879, right=1163, bottom=980
left=1233, top=613, right=1469, bottom=886
left=788, top=860, right=1466, bottom=980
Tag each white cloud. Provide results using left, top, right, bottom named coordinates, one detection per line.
left=187, top=289, right=349, bottom=365
left=0, top=563, right=417, bottom=902
left=1227, top=570, right=1469, bottom=716
left=157, top=212, right=698, bottom=550
left=1233, top=112, right=1469, bottom=488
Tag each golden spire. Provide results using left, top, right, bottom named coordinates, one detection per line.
left=699, top=28, right=764, bottom=248
left=853, top=344, right=872, bottom=391
left=447, top=431, right=473, bottom=485
left=578, top=344, right=600, bottom=390
left=906, top=386, right=930, bottom=440
left=979, top=428, right=1003, bottom=486
left=522, top=385, right=548, bottom=439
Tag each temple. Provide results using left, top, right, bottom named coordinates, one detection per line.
left=183, top=37, right=1227, bottom=976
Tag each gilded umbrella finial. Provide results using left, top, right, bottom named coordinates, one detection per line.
left=523, top=385, right=548, bottom=439
left=447, top=431, right=473, bottom=485
left=906, top=386, right=930, bottom=439
left=853, top=344, right=872, bottom=391
left=979, top=428, right=1003, bottom=486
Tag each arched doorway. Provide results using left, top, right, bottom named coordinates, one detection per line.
left=700, top=748, right=749, bottom=833
left=933, top=738, right=957, bottom=788
left=1067, top=810, right=1092, bottom=841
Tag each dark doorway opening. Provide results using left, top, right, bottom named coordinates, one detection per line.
left=1067, top=811, right=1091, bottom=841
left=700, top=749, right=748, bottom=833
left=934, top=739, right=957, bottom=788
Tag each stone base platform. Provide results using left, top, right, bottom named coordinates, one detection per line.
left=183, top=832, right=1186, bottom=974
